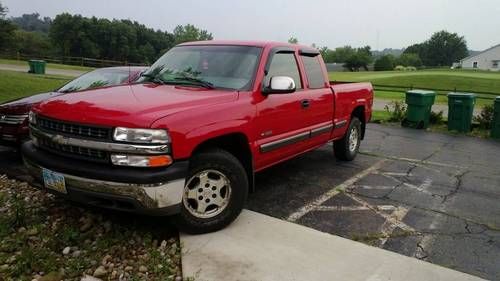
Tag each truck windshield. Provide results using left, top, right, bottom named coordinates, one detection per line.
left=142, top=45, right=262, bottom=91
left=58, top=68, right=131, bottom=93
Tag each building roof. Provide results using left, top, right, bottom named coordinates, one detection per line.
left=461, top=44, right=500, bottom=62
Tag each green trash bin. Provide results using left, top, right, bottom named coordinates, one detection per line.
left=447, top=93, right=476, bottom=133
left=28, top=60, right=46, bottom=74
left=491, top=96, right=500, bottom=139
left=402, top=90, right=436, bottom=129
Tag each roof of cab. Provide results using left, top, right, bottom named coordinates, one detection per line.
left=178, top=40, right=315, bottom=51
left=101, top=66, right=149, bottom=71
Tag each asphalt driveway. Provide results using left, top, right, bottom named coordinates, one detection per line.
left=1, top=124, right=499, bottom=280
left=248, top=124, right=500, bottom=280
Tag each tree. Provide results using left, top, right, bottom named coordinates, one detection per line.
left=396, top=53, right=422, bottom=67
left=318, top=46, right=329, bottom=59
left=0, top=1, right=7, bottom=18
left=374, top=54, right=395, bottom=71
left=0, top=1, right=17, bottom=51
left=173, top=24, right=212, bottom=44
left=12, top=29, right=52, bottom=55
left=330, top=46, right=356, bottom=63
left=424, top=31, right=468, bottom=66
left=11, top=13, right=52, bottom=33
left=403, top=31, right=468, bottom=67
left=288, top=37, right=298, bottom=44
left=344, top=46, right=373, bottom=72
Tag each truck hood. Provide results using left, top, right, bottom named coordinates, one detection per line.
left=0, top=92, right=63, bottom=115
left=35, top=83, right=238, bottom=128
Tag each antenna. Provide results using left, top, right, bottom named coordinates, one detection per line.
left=376, top=30, right=380, bottom=51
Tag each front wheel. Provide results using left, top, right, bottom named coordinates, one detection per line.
left=176, top=149, right=248, bottom=234
left=334, top=117, right=361, bottom=161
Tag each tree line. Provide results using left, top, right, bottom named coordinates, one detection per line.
left=290, top=30, right=469, bottom=72
left=374, top=31, right=468, bottom=71
left=0, top=1, right=212, bottom=64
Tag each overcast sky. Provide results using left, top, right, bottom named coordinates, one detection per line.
left=3, top=0, right=499, bottom=50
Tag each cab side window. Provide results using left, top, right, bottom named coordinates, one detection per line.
left=265, top=52, right=303, bottom=89
left=301, top=55, right=326, bottom=89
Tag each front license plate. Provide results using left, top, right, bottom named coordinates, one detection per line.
left=42, top=168, right=67, bottom=194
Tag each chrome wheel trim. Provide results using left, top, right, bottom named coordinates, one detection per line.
left=349, top=126, right=359, bottom=152
left=183, top=169, right=232, bottom=219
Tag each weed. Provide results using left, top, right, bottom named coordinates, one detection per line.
left=474, top=104, right=494, bottom=129
left=430, top=110, right=445, bottom=124
left=384, top=100, right=407, bottom=122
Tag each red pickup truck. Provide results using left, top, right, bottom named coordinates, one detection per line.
left=22, top=41, right=373, bottom=233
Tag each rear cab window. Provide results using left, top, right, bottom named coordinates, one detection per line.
left=300, top=54, right=327, bottom=89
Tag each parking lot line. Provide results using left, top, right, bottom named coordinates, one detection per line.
left=379, top=206, right=412, bottom=246
left=346, top=193, right=415, bottom=233
left=315, top=205, right=371, bottom=211
left=360, top=152, right=462, bottom=169
left=287, top=160, right=387, bottom=222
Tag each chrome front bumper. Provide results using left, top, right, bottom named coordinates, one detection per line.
left=24, top=158, right=185, bottom=214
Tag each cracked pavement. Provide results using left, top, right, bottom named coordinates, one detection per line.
left=247, top=124, right=500, bottom=280
left=1, top=124, right=499, bottom=280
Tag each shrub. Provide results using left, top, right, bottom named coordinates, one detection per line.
left=374, top=55, right=395, bottom=71
left=384, top=101, right=407, bottom=122
left=430, top=110, right=444, bottom=124
left=474, top=105, right=494, bottom=129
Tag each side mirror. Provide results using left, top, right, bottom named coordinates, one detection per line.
left=263, top=76, right=296, bottom=94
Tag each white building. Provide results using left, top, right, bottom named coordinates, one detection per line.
left=460, top=44, right=500, bottom=71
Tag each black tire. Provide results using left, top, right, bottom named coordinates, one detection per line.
left=334, top=117, right=361, bottom=161
left=175, top=149, right=248, bottom=234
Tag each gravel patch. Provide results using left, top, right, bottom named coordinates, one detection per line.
left=0, top=174, right=183, bottom=280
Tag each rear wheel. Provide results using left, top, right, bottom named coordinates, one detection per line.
left=176, top=149, right=248, bottom=234
left=334, top=117, right=361, bottom=161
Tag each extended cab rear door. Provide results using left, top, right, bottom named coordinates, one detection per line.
left=299, top=49, right=334, bottom=145
left=254, top=48, right=313, bottom=169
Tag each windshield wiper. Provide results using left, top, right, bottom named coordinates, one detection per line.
left=173, top=77, right=215, bottom=89
left=140, top=72, right=157, bottom=79
left=140, top=72, right=167, bottom=85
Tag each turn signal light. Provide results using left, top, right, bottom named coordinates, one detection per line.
left=111, top=154, right=173, bottom=167
left=148, top=155, right=173, bottom=167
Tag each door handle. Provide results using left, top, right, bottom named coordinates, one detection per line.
left=300, top=99, right=310, bottom=109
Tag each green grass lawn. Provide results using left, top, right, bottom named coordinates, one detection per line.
left=0, top=59, right=94, bottom=72
left=371, top=110, right=391, bottom=122
left=330, top=69, right=500, bottom=107
left=0, top=70, right=71, bottom=103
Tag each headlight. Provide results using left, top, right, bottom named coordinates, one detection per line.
left=28, top=111, right=37, bottom=125
left=111, top=154, right=173, bottom=167
left=113, top=127, right=170, bottom=144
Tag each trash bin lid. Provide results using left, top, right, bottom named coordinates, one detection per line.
left=406, top=90, right=436, bottom=96
left=447, top=92, right=476, bottom=99
left=496, top=96, right=500, bottom=102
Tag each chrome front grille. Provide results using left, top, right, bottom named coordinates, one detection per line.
left=32, top=116, right=112, bottom=163
left=0, top=114, right=28, bottom=124
left=37, top=116, right=111, bottom=140
left=36, top=133, right=109, bottom=162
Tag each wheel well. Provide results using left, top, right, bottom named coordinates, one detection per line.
left=192, top=133, right=254, bottom=191
left=352, top=106, right=366, bottom=139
